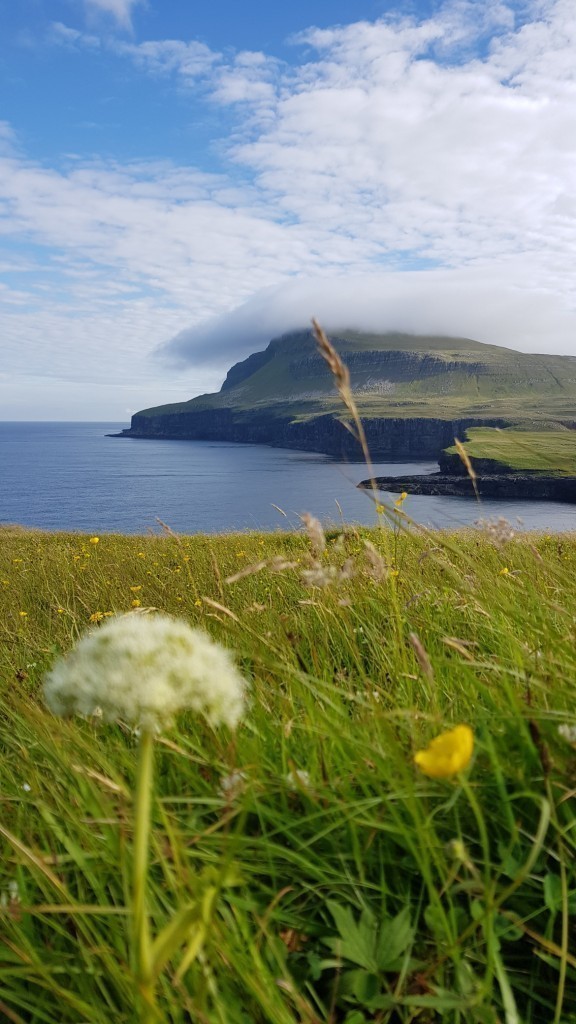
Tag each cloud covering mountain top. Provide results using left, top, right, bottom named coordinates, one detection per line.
left=160, top=270, right=576, bottom=374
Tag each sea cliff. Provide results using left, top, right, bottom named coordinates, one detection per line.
left=358, top=472, right=576, bottom=502
left=117, top=410, right=509, bottom=460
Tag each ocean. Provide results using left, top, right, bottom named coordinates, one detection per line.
left=1, top=421, right=575, bottom=534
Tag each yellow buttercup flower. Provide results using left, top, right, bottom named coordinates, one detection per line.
left=395, top=491, right=408, bottom=507
left=499, top=567, right=509, bottom=575
left=89, top=612, right=105, bottom=623
left=19, top=610, right=28, bottom=618
left=131, top=599, right=142, bottom=608
left=130, top=586, right=142, bottom=592
left=376, top=504, right=385, bottom=515
left=89, top=536, right=99, bottom=545
left=414, top=725, right=474, bottom=779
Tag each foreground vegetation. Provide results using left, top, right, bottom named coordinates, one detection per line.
left=1, top=514, right=576, bottom=1023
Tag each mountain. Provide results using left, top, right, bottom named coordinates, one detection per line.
left=118, top=330, right=576, bottom=460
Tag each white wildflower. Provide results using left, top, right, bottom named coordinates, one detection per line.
left=219, top=770, right=247, bottom=800
left=286, top=769, right=311, bottom=791
left=43, top=613, right=247, bottom=731
left=558, top=723, right=576, bottom=744
left=21, top=783, right=31, bottom=792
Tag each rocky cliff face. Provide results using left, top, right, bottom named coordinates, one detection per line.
left=124, top=408, right=509, bottom=460
left=359, top=472, right=576, bottom=502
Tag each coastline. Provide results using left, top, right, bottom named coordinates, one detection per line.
left=358, top=471, right=576, bottom=503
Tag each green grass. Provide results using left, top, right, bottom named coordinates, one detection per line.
left=445, top=428, right=576, bottom=475
left=1, top=518, right=576, bottom=1023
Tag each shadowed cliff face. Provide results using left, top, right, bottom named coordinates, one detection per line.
left=125, top=408, right=510, bottom=460
left=358, top=472, right=576, bottom=502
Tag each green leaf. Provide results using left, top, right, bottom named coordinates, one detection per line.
left=325, top=901, right=378, bottom=971
left=543, top=872, right=562, bottom=913
left=376, top=906, right=414, bottom=969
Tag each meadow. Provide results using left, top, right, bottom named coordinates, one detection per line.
left=1, top=511, right=575, bottom=1024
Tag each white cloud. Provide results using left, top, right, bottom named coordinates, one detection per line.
left=84, top=0, right=144, bottom=30
left=113, top=38, right=219, bottom=78
left=160, top=269, right=576, bottom=369
left=3, top=0, right=576, bottom=417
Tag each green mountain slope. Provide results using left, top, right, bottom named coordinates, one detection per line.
left=137, top=329, right=576, bottom=424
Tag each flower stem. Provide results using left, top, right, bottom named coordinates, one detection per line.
left=132, top=726, right=157, bottom=1022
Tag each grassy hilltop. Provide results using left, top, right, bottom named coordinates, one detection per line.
left=135, top=329, right=576, bottom=423
left=1, top=517, right=576, bottom=1022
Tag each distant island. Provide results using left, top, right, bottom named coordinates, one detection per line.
left=114, top=329, right=576, bottom=488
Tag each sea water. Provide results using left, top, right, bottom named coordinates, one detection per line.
left=1, top=422, right=575, bottom=534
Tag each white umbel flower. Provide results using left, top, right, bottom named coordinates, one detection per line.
left=43, top=613, right=247, bottom=731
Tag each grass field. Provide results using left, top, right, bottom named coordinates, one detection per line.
left=1, top=513, right=576, bottom=1023
left=444, top=428, right=576, bottom=476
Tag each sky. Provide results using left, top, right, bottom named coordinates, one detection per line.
left=1, top=0, right=575, bottom=421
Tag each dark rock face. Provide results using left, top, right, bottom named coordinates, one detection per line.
left=121, top=409, right=510, bottom=460
left=439, top=451, right=520, bottom=475
left=358, top=473, right=576, bottom=502
left=221, top=348, right=274, bottom=390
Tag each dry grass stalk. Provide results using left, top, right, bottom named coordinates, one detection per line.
left=408, top=632, right=434, bottom=681
left=364, top=539, right=387, bottom=581
left=311, top=319, right=374, bottom=479
left=454, top=437, right=480, bottom=502
left=301, top=512, right=326, bottom=554
left=225, top=556, right=297, bottom=585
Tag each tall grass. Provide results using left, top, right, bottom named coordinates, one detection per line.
left=1, top=513, right=575, bottom=1023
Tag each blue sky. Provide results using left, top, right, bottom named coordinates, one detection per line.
left=1, top=0, right=575, bottom=419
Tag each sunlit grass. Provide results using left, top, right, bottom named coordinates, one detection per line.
left=445, top=427, right=576, bottom=475
left=1, top=518, right=576, bottom=1022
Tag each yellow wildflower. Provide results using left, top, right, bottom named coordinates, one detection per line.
left=236, top=551, right=247, bottom=558
left=89, top=537, right=99, bottom=545
left=395, top=491, right=408, bottom=507
left=89, top=612, right=104, bottom=623
left=390, top=568, right=400, bottom=578
left=130, top=586, right=142, bottom=592
left=57, top=607, right=65, bottom=614
left=194, top=599, right=202, bottom=607
left=499, top=567, right=510, bottom=575
left=19, top=610, right=28, bottom=618
left=414, top=725, right=474, bottom=779
left=131, top=599, right=142, bottom=608
left=376, top=504, right=385, bottom=515
left=137, top=552, right=145, bottom=558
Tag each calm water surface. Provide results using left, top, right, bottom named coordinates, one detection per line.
left=1, top=422, right=575, bottom=534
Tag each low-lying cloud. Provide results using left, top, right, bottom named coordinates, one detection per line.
left=159, top=270, right=576, bottom=374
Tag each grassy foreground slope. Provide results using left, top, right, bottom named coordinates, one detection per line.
left=134, top=329, right=576, bottom=423
left=1, top=520, right=576, bottom=1023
